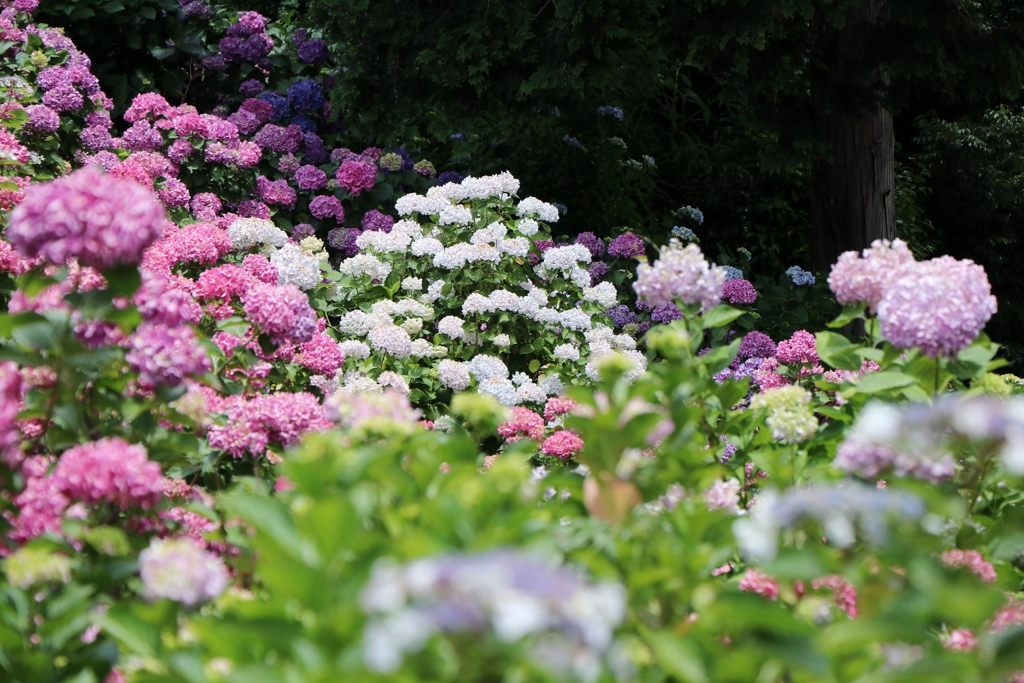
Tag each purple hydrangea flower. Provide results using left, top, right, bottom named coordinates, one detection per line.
left=575, top=231, right=605, bottom=258
left=256, top=91, right=291, bottom=122
left=605, top=305, right=637, bottom=329
left=739, top=331, right=777, bottom=360
left=722, top=278, right=757, bottom=305
left=588, top=260, right=610, bottom=285
left=651, top=303, right=683, bottom=324
left=287, top=80, right=324, bottom=114
left=361, top=209, right=394, bottom=233
left=239, top=79, right=265, bottom=98
left=437, top=170, right=464, bottom=185
left=126, top=323, right=210, bottom=387
left=301, top=132, right=329, bottom=165
left=25, top=104, right=60, bottom=133
left=309, top=195, right=344, bottom=221
left=328, top=227, right=361, bottom=258
left=298, top=39, right=328, bottom=66
left=607, top=232, right=645, bottom=258
left=294, top=165, right=328, bottom=191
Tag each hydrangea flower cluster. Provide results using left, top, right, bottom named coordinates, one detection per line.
left=750, top=386, right=817, bottom=443
left=359, top=549, right=626, bottom=677
left=634, top=239, right=725, bottom=311
left=138, top=538, right=228, bottom=606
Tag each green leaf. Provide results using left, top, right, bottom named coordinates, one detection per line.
left=645, top=630, right=709, bottom=683
left=826, top=302, right=867, bottom=329
left=852, top=371, right=919, bottom=395
left=814, top=331, right=862, bottom=371
left=700, top=304, right=744, bottom=329
left=104, top=264, right=142, bottom=297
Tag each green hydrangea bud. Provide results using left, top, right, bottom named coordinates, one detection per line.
left=83, top=526, right=131, bottom=556
left=4, top=547, right=72, bottom=589
left=378, top=153, right=403, bottom=172
left=751, top=386, right=817, bottom=443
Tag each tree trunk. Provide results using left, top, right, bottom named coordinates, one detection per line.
left=810, top=0, right=895, bottom=274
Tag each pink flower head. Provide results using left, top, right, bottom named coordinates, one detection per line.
left=208, top=391, right=331, bottom=458
left=191, top=192, right=223, bottom=221
left=124, top=93, right=172, bottom=122
left=295, top=332, right=345, bottom=375
left=722, top=278, right=757, bottom=305
left=543, top=396, right=577, bottom=422
left=738, top=569, right=779, bottom=600
left=811, top=574, right=859, bottom=618
left=941, top=628, right=977, bottom=652
left=7, top=168, right=166, bottom=270
left=940, top=549, right=997, bottom=583
left=776, top=330, right=820, bottom=365
left=0, top=128, right=29, bottom=164
left=9, top=457, right=68, bottom=541
left=309, top=194, right=344, bottom=221
left=241, top=282, right=317, bottom=345
left=336, top=160, right=377, bottom=195
left=497, top=407, right=546, bottom=442
left=53, top=438, right=163, bottom=509
left=194, top=263, right=254, bottom=301
left=241, top=253, right=278, bottom=283
left=133, top=273, right=202, bottom=326
left=109, top=159, right=154, bottom=189
left=877, top=256, right=998, bottom=358
left=539, top=430, right=584, bottom=458
left=828, top=238, right=915, bottom=312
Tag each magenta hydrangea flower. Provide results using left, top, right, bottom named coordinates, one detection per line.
left=0, top=128, right=29, bottom=163
left=167, top=138, right=195, bottom=163
left=256, top=175, right=297, bottom=207
left=539, top=430, right=584, bottom=458
left=309, top=195, right=344, bottom=221
left=157, top=177, right=190, bottom=208
left=607, top=232, right=645, bottom=258
left=124, top=93, right=172, bottom=122
left=208, top=391, right=331, bottom=457
left=52, top=438, right=164, bottom=509
left=293, top=164, right=327, bottom=190
left=543, top=396, right=577, bottom=422
left=241, top=253, right=278, bottom=283
left=126, top=323, right=211, bottom=387
left=7, top=168, right=166, bottom=270
left=776, top=330, right=819, bottom=365
left=722, top=278, right=757, bottom=305
left=876, top=256, right=997, bottom=358
left=828, top=238, right=916, bottom=312
left=336, top=160, right=377, bottom=195
left=634, top=239, right=725, bottom=311
left=295, top=331, right=345, bottom=375
left=241, top=282, right=317, bottom=345
left=25, top=104, right=60, bottom=133
left=497, top=407, right=546, bottom=442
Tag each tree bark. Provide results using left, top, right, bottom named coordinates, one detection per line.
left=811, top=0, right=895, bottom=273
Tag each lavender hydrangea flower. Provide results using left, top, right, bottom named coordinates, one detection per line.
left=7, top=168, right=166, bottom=270
left=361, top=210, right=395, bottom=233
left=722, top=278, right=757, bottom=305
left=739, top=331, right=777, bottom=359
left=574, top=231, right=605, bottom=258
left=138, top=538, right=228, bottom=606
left=25, top=104, right=60, bottom=133
left=126, top=324, right=211, bottom=387
left=634, top=239, right=725, bottom=311
left=651, top=303, right=683, bottom=324
left=604, top=305, right=637, bottom=329
left=785, top=265, right=816, bottom=286
left=239, top=79, right=265, bottom=98
left=876, top=256, right=997, bottom=358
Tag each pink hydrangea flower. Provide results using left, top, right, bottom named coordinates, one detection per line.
left=241, top=253, right=278, bottom=284
left=722, top=278, right=757, bottom=305
left=940, top=549, right=997, bottom=583
left=7, top=168, right=166, bottom=270
left=776, top=330, right=819, bottom=365
left=241, top=282, right=317, bottom=345
left=811, top=574, right=859, bottom=618
left=877, top=256, right=998, bottom=358
left=633, top=240, right=725, bottom=311
left=497, top=407, right=546, bottom=442
left=126, top=323, right=211, bottom=387
left=124, top=93, right=172, bottom=122
left=941, top=628, right=977, bottom=652
left=52, top=438, right=164, bottom=509
left=295, top=332, right=345, bottom=375
left=208, top=391, right=332, bottom=458
left=738, top=569, right=779, bottom=600
left=9, top=457, right=68, bottom=542
left=138, top=537, right=228, bottom=605
left=336, top=160, right=377, bottom=195
left=539, top=430, right=584, bottom=458
left=828, top=238, right=915, bottom=312
left=543, top=396, right=577, bottom=422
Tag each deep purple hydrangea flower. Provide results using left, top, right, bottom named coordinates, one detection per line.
left=739, top=331, right=777, bottom=360
left=298, top=39, right=328, bottom=66
left=607, top=232, right=645, bottom=258
left=328, top=227, right=361, bottom=258
left=651, top=303, right=683, bottom=324
left=722, top=278, right=757, bottom=305
left=588, top=261, right=610, bottom=285
left=253, top=123, right=303, bottom=153
left=300, top=132, right=329, bottom=165
left=256, top=91, right=291, bottom=122
left=291, top=29, right=309, bottom=44
left=201, top=55, right=226, bottom=72
left=575, top=231, right=605, bottom=258
left=605, top=305, right=637, bottom=329
left=7, top=168, right=166, bottom=270
left=291, top=114, right=317, bottom=133
left=361, top=209, right=394, bottom=233
left=181, top=1, right=211, bottom=21
left=239, top=79, right=265, bottom=98
left=534, top=240, right=554, bottom=253
left=292, top=223, right=315, bottom=240
left=287, top=80, right=323, bottom=114
left=437, top=171, right=464, bottom=185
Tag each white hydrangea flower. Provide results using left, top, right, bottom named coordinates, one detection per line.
left=467, top=244, right=501, bottom=264
left=438, top=359, right=471, bottom=391
left=420, top=279, right=446, bottom=304
left=539, top=374, right=565, bottom=396
left=493, top=334, right=511, bottom=348
left=368, top=325, right=413, bottom=358
left=554, top=344, right=581, bottom=362
left=570, top=265, right=593, bottom=289
left=357, top=230, right=413, bottom=254
left=583, top=282, right=619, bottom=309
left=512, top=372, right=531, bottom=386
left=395, top=299, right=432, bottom=317
left=438, top=205, right=473, bottom=226
left=411, top=237, right=444, bottom=257
left=516, top=218, right=539, bottom=237
left=310, top=372, right=342, bottom=396
left=270, top=243, right=322, bottom=290
left=471, top=222, right=507, bottom=245
left=402, top=277, right=423, bottom=291
left=339, top=340, right=371, bottom=360
left=401, top=318, right=423, bottom=335
left=392, top=219, right=424, bottom=238
left=516, top=383, right=547, bottom=404
left=339, top=253, right=393, bottom=280
left=542, top=244, right=591, bottom=270
left=459, top=294, right=491, bottom=318
left=377, top=371, right=410, bottom=396
left=488, top=290, right=521, bottom=312
left=434, top=243, right=474, bottom=269
left=479, top=376, right=519, bottom=406
left=410, top=339, right=434, bottom=357
left=468, top=354, right=509, bottom=380
left=437, top=316, right=466, bottom=339
left=343, top=373, right=384, bottom=395
left=228, top=217, right=288, bottom=250
left=394, top=193, right=450, bottom=217
left=498, top=237, right=530, bottom=257
left=558, top=309, right=592, bottom=331
left=517, top=197, right=559, bottom=222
